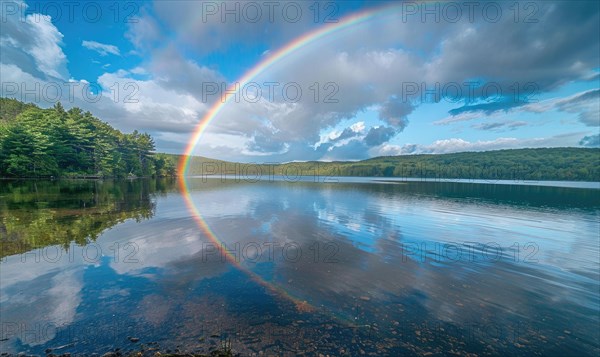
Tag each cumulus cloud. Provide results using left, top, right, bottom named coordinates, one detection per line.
left=193, top=45, right=425, bottom=160
left=579, top=134, right=600, bottom=147
left=377, top=132, right=588, bottom=156
left=378, top=97, right=413, bottom=129
left=364, top=126, right=398, bottom=146
left=82, top=40, right=121, bottom=56
left=310, top=122, right=399, bottom=160
left=0, top=0, right=68, bottom=79
left=319, top=122, right=366, bottom=145
left=424, top=2, right=599, bottom=93
left=148, top=45, right=225, bottom=96
left=95, top=69, right=211, bottom=133
left=244, top=124, right=289, bottom=155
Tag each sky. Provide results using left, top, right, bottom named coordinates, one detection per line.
left=1, top=0, right=599, bottom=162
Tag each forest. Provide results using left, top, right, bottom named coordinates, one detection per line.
left=183, top=148, right=600, bottom=182
left=0, top=98, right=177, bottom=178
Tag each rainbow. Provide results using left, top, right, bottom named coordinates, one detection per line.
left=178, top=3, right=402, bottom=314
left=178, top=2, right=401, bottom=173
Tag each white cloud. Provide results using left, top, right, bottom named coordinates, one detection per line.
left=375, top=132, right=588, bottom=156
left=95, top=69, right=211, bottom=134
left=350, top=121, right=366, bottom=133
left=434, top=112, right=483, bottom=126
left=423, top=138, right=523, bottom=153
left=433, top=89, right=599, bottom=129
left=82, top=40, right=121, bottom=56
left=0, top=0, right=68, bottom=79
left=126, top=12, right=163, bottom=51
left=26, top=17, right=67, bottom=78
left=522, top=89, right=600, bottom=127
left=130, top=66, right=148, bottom=75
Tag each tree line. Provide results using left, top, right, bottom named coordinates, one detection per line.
left=324, top=147, right=600, bottom=181
left=0, top=98, right=176, bottom=178
left=184, top=147, right=600, bottom=182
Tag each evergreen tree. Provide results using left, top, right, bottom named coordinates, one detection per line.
left=0, top=98, right=177, bottom=178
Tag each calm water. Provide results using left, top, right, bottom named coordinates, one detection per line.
left=1, top=178, right=599, bottom=356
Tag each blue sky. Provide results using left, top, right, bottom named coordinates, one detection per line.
left=1, top=0, right=598, bottom=161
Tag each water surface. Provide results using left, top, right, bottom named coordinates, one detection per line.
left=1, top=178, right=598, bottom=356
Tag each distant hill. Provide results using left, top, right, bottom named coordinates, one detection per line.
left=181, top=148, right=600, bottom=182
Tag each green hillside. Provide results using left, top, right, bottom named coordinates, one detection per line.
left=182, top=148, right=599, bottom=182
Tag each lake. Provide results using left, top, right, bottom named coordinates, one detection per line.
left=1, top=178, right=599, bottom=356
